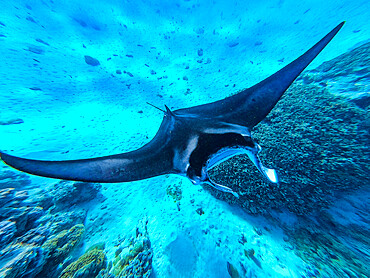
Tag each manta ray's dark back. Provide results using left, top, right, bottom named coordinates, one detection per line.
left=0, top=22, right=345, bottom=185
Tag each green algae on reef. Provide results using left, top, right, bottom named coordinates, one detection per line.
left=60, top=246, right=107, bottom=278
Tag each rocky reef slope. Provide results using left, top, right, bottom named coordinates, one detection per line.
left=208, top=42, right=370, bottom=277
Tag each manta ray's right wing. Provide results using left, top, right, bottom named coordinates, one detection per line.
left=175, top=22, right=345, bottom=129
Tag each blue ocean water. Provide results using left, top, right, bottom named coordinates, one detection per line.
left=0, top=0, right=369, bottom=277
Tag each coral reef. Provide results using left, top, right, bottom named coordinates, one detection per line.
left=110, top=221, right=153, bottom=278
left=282, top=203, right=370, bottom=277
left=208, top=42, right=370, bottom=215
left=0, top=181, right=98, bottom=278
left=60, top=245, right=107, bottom=278
left=0, top=224, right=85, bottom=278
left=40, top=224, right=85, bottom=273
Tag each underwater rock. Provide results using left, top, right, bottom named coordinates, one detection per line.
left=41, top=224, right=85, bottom=260
left=96, top=269, right=115, bottom=278
left=8, top=208, right=85, bottom=254
left=26, top=189, right=54, bottom=210
left=43, top=209, right=87, bottom=234
left=13, top=224, right=52, bottom=247
left=197, top=48, right=203, bottom=56
left=0, top=187, right=72, bottom=276
left=84, top=55, right=100, bottom=66
left=0, top=188, right=18, bottom=207
left=111, top=221, right=153, bottom=278
left=60, top=246, right=107, bottom=278
left=208, top=42, right=370, bottom=215
left=50, top=180, right=101, bottom=211
left=5, top=207, right=34, bottom=235
left=26, top=206, right=45, bottom=227
left=0, top=243, right=46, bottom=278
left=0, top=220, right=16, bottom=249
left=0, top=188, right=45, bottom=236
left=0, top=171, right=18, bottom=181
left=0, top=182, right=89, bottom=277
left=0, top=170, right=31, bottom=189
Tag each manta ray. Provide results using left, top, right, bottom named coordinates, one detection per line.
left=0, top=22, right=344, bottom=197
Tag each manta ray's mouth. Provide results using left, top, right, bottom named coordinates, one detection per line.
left=201, top=143, right=278, bottom=198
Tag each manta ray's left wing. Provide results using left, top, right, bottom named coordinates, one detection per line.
left=0, top=115, right=179, bottom=182
left=175, top=22, right=345, bottom=129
